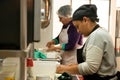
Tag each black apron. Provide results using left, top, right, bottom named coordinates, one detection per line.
left=77, top=24, right=100, bottom=64
left=76, top=24, right=119, bottom=80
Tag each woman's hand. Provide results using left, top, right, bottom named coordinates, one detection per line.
left=46, top=40, right=55, bottom=48
left=47, top=45, right=56, bottom=51
left=56, top=65, right=69, bottom=74
left=47, top=44, right=62, bottom=52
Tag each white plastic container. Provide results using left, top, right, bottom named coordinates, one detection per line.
left=0, top=71, right=15, bottom=80
left=0, top=63, right=17, bottom=80
left=36, top=75, right=51, bottom=80
left=33, top=60, right=60, bottom=80
left=1, top=63, right=17, bottom=72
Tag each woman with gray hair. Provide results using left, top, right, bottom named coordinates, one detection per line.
left=46, top=5, right=83, bottom=65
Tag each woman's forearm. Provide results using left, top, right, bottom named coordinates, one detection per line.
left=56, top=64, right=80, bottom=75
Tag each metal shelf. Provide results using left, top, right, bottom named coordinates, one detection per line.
left=0, top=43, right=33, bottom=80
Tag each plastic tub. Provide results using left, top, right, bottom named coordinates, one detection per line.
left=0, top=71, right=15, bottom=80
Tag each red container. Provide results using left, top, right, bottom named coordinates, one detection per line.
left=27, top=58, right=33, bottom=67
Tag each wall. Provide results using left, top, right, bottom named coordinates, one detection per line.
left=109, top=0, right=116, bottom=46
